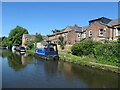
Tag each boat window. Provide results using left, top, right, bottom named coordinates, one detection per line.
left=35, top=50, right=38, bottom=52
left=50, top=47, right=54, bottom=51
left=50, top=45, right=57, bottom=51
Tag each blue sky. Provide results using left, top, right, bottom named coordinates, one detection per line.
left=2, top=2, right=118, bottom=37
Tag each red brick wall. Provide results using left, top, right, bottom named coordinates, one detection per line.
left=86, top=22, right=112, bottom=41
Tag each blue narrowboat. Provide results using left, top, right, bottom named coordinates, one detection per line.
left=34, top=43, right=59, bottom=60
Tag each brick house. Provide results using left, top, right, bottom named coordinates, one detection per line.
left=48, top=24, right=82, bottom=44
left=85, top=17, right=120, bottom=41
left=22, top=33, right=48, bottom=48
left=47, top=17, right=120, bottom=45
left=22, top=34, right=36, bottom=48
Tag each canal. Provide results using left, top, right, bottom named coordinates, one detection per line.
left=1, top=49, right=119, bottom=88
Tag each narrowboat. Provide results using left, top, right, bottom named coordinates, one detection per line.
left=34, top=43, right=59, bottom=60
left=16, top=47, right=26, bottom=52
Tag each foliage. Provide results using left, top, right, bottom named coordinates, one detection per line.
left=59, top=52, right=119, bottom=68
left=117, top=37, right=120, bottom=43
left=71, top=40, right=101, bottom=56
left=24, top=40, right=35, bottom=50
left=35, top=33, right=43, bottom=42
left=58, top=36, right=65, bottom=49
left=2, top=50, right=26, bottom=71
left=100, top=39, right=117, bottom=43
left=8, top=26, right=28, bottom=46
left=1, top=37, right=10, bottom=47
left=71, top=40, right=120, bottom=65
left=58, top=36, right=64, bottom=43
left=94, top=44, right=119, bottom=64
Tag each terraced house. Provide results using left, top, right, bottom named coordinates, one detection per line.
left=47, top=24, right=82, bottom=44
left=48, top=17, right=120, bottom=44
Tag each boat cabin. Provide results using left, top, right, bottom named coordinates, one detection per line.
left=34, top=43, right=59, bottom=57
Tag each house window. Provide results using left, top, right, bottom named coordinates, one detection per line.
left=84, top=32, right=86, bottom=38
left=118, top=29, right=120, bottom=36
left=104, top=28, right=106, bottom=32
left=89, top=30, right=92, bottom=37
left=78, top=33, right=81, bottom=38
left=99, top=29, right=104, bottom=36
left=63, top=33, right=66, bottom=37
left=52, top=37, right=54, bottom=40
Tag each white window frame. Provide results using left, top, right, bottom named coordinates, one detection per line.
left=89, top=30, right=92, bottom=37
left=63, top=33, right=66, bottom=38
left=115, top=27, right=120, bottom=36
left=83, top=32, right=86, bottom=38
left=104, top=28, right=106, bottom=32
left=78, top=33, right=81, bottom=38
left=99, top=29, right=104, bottom=36
left=118, top=29, right=120, bottom=36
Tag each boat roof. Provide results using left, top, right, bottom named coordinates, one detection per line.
left=44, top=43, right=57, bottom=46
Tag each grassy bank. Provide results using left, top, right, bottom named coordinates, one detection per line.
left=26, top=48, right=120, bottom=73
left=59, top=52, right=120, bottom=73
left=26, top=48, right=35, bottom=53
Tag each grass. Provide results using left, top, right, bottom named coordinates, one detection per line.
left=26, top=48, right=35, bottom=53
left=59, top=52, right=120, bottom=73
left=26, top=49, right=120, bottom=73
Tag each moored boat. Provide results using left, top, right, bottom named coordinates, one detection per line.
left=16, top=46, right=26, bottom=52
left=34, top=43, right=59, bottom=60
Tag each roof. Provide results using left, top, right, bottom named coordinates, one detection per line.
left=89, top=17, right=111, bottom=22
left=23, top=34, right=35, bottom=38
left=108, top=18, right=120, bottom=26
left=42, top=35, right=48, bottom=40
left=72, top=27, right=82, bottom=32
left=82, top=26, right=89, bottom=31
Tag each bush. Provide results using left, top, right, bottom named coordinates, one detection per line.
left=71, top=40, right=120, bottom=65
left=71, top=40, right=101, bottom=56
left=94, top=43, right=119, bottom=63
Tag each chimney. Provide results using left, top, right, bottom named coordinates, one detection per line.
left=36, top=32, right=38, bottom=35
left=74, top=24, right=78, bottom=27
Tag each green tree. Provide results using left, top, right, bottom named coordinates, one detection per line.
left=58, top=36, right=65, bottom=49
left=1, top=37, right=9, bottom=47
left=35, top=33, right=43, bottom=42
left=8, top=26, right=28, bottom=46
left=24, top=40, right=35, bottom=50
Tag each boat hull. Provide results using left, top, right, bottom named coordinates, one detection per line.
left=34, top=53, right=59, bottom=60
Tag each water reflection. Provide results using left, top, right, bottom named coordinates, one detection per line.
left=2, top=50, right=34, bottom=71
left=34, top=56, right=58, bottom=75
left=71, top=64, right=119, bottom=88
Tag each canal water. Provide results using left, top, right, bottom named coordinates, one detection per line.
left=1, top=49, right=119, bottom=88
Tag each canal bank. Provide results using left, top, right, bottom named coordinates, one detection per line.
left=27, top=49, right=120, bottom=74
left=59, top=52, right=120, bottom=74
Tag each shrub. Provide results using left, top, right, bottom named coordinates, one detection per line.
left=94, top=43, right=119, bottom=63
left=71, top=40, right=119, bottom=65
left=71, top=40, right=101, bottom=56
left=117, top=37, right=120, bottom=43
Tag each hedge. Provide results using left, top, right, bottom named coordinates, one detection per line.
left=71, top=40, right=120, bottom=64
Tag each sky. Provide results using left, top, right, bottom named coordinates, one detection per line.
left=2, top=2, right=118, bottom=37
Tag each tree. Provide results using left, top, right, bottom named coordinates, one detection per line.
left=8, top=26, right=28, bottom=46
left=35, top=33, right=43, bottom=42
left=24, top=40, right=35, bottom=50
left=58, top=36, right=65, bottom=49
left=1, top=37, right=9, bottom=47
left=58, top=36, right=64, bottom=43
